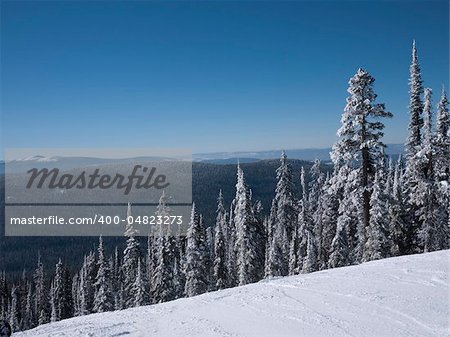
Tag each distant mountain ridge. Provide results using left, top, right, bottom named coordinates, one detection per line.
left=0, top=144, right=404, bottom=171
left=193, top=143, right=404, bottom=163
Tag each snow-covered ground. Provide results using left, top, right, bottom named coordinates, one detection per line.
left=17, top=250, right=449, bottom=337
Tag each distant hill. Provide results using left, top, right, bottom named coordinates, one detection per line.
left=193, top=143, right=404, bottom=162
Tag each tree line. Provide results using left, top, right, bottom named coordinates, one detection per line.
left=0, top=41, right=448, bottom=333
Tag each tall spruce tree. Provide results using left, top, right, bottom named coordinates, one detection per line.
left=388, top=156, right=406, bottom=256
left=184, top=204, right=208, bottom=297
left=234, top=165, right=265, bottom=285
left=78, top=252, right=96, bottom=315
left=122, top=203, right=141, bottom=308
left=51, top=259, right=72, bottom=321
left=93, top=236, right=113, bottom=313
left=403, top=42, right=426, bottom=255
left=316, top=174, right=338, bottom=270
left=406, top=40, right=424, bottom=158
left=331, top=68, right=392, bottom=261
left=435, top=87, right=449, bottom=180
left=152, top=193, right=177, bottom=303
left=9, top=285, right=20, bottom=332
left=23, top=282, right=33, bottom=330
left=132, top=260, right=149, bottom=307
left=274, top=152, right=297, bottom=272
left=33, top=256, right=48, bottom=325
left=363, top=171, right=390, bottom=261
left=213, top=190, right=229, bottom=290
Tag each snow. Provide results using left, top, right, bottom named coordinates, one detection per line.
left=12, top=155, right=57, bottom=162
left=16, top=250, right=449, bottom=337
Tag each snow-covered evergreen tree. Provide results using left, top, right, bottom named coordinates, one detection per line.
left=50, top=259, right=72, bottom=321
left=213, top=190, right=229, bottom=289
left=309, top=160, right=326, bottom=266
left=388, top=156, right=406, bottom=256
left=226, top=202, right=237, bottom=288
left=184, top=204, right=208, bottom=297
left=122, top=203, right=141, bottom=308
left=332, top=168, right=361, bottom=265
left=49, top=280, right=57, bottom=323
left=328, top=221, right=350, bottom=269
left=296, top=193, right=311, bottom=272
left=9, top=285, right=20, bottom=332
left=132, top=260, right=148, bottom=307
left=316, top=175, right=338, bottom=270
left=78, top=252, right=96, bottom=315
left=93, top=236, right=113, bottom=313
left=411, top=88, right=448, bottom=252
left=71, top=274, right=80, bottom=316
left=152, top=193, right=177, bottom=303
left=33, top=256, right=48, bottom=325
left=234, top=165, right=265, bottom=285
left=331, top=68, right=392, bottom=253
left=266, top=152, right=297, bottom=277
left=111, top=247, right=123, bottom=310
left=405, top=40, right=424, bottom=158
left=265, top=200, right=283, bottom=277
left=302, top=230, right=318, bottom=273
left=23, top=282, right=33, bottom=330
left=435, top=87, right=449, bottom=180
left=287, top=225, right=298, bottom=275
left=273, top=152, right=297, bottom=273
left=402, top=42, right=427, bottom=255
left=151, top=234, right=175, bottom=303
left=309, top=159, right=325, bottom=215
left=363, top=172, right=391, bottom=261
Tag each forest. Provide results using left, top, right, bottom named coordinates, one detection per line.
left=0, top=42, right=448, bottom=333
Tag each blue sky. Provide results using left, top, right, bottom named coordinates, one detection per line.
left=1, top=1, right=448, bottom=157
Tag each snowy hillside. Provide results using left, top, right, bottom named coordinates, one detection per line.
left=16, top=250, right=449, bottom=337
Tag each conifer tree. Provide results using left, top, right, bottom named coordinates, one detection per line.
left=226, top=202, right=237, bottom=288
left=288, top=226, right=298, bottom=275
left=406, top=40, right=424, bottom=158
left=316, top=175, right=338, bottom=270
left=435, top=87, right=449, bottom=180
left=49, top=280, right=57, bottom=323
left=33, top=256, right=48, bottom=325
left=328, top=221, right=350, bottom=269
left=213, top=190, right=229, bottom=289
left=184, top=204, right=208, bottom=297
left=151, top=193, right=177, bottom=303
left=296, top=197, right=310, bottom=272
left=363, top=172, right=390, bottom=261
left=234, top=165, right=265, bottom=285
left=388, top=156, right=406, bottom=256
left=93, top=236, right=113, bottom=313
left=274, top=152, right=297, bottom=265
left=302, top=231, right=318, bottom=273
left=331, top=68, right=392, bottom=248
left=78, top=252, right=96, bottom=315
left=9, top=285, right=20, bottom=332
left=133, top=260, right=148, bottom=307
left=51, top=259, right=72, bottom=321
left=23, top=282, right=33, bottom=330
left=122, top=203, right=141, bottom=308
left=403, top=42, right=427, bottom=255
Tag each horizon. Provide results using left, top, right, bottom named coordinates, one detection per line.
left=0, top=142, right=405, bottom=164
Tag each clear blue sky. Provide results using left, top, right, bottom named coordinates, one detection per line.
left=1, top=1, right=448, bottom=157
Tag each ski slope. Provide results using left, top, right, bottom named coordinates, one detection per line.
left=17, top=250, right=449, bottom=337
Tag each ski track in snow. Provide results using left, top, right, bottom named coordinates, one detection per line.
left=16, top=250, right=449, bottom=337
